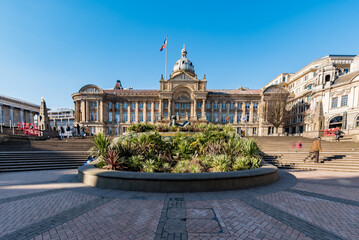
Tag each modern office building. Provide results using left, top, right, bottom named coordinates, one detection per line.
left=48, top=108, right=75, bottom=128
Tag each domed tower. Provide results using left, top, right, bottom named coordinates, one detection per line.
left=172, top=45, right=195, bottom=77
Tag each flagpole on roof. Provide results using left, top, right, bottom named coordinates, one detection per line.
left=165, top=35, right=168, bottom=79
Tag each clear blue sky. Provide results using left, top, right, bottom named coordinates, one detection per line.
left=1, top=0, right=358, bottom=109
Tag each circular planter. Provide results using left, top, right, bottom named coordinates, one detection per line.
left=78, top=163, right=278, bottom=192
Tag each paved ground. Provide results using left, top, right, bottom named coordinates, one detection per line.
left=0, top=169, right=358, bottom=240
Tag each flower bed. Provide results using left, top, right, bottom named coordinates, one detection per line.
left=91, top=124, right=262, bottom=173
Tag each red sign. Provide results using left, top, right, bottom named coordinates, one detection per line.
left=18, top=122, right=39, bottom=136
left=323, top=127, right=339, bottom=136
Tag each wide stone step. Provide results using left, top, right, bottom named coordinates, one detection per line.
left=0, top=165, right=83, bottom=172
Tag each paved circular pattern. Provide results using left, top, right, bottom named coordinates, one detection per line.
left=0, top=169, right=359, bottom=240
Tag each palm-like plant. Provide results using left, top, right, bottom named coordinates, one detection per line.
left=105, top=150, right=119, bottom=170
left=91, top=133, right=111, bottom=157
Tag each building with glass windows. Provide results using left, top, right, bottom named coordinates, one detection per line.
left=48, top=108, right=75, bottom=128
left=72, top=46, right=271, bottom=136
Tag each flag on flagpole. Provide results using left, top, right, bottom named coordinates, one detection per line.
left=225, top=116, right=230, bottom=121
left=160, top=38, right=167, bottom=51
left=241, top=115, right=247, bottom=122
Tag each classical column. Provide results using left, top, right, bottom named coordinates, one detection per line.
left=95, top=100, right=99, bottom=122
left=127, top=102, right=131, bottom=123
left=143, top=101, right=147, bottom=122
left=211, top=101, right=215, bottom=122
left=86, top=100, right=91, bottom=122
left=201, top=99, right=205, bottom=120
left=81, top=100, right=85, bottom=122
left=9, top=107, right=14, bottom=126
left=219, top=101, right=222, bottom=122
left=234, top=102, right=238, bottom=123
left=112, top=101, right=115, bottom=123
left=159, top=99, right=162, bottom=121
left=99, top=100, right=104, bottom=122
left=20, top=108, right=24, bottom=123
left=135, top=101, right=139, bottom=123
left=151, top=101, right=155, bottom=123
left=29, top=111, right=33, bottom=124
left=0, top=104, right=3, bottom=124
left=226, top=101, right=230, bottom=121
left=192, top=99, right=197, bottom=119
left=168, top=99, right=172, bottom=119
left=249, top=102, right=254, bottom=123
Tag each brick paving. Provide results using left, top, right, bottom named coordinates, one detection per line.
left=0, top=169, right=358, bottom=239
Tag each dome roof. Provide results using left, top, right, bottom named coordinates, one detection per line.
left=172, top=45, right=195, bottom=77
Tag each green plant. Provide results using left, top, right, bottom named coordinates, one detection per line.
left=105, top=150, right=119, bottom=170
left=211, top=154, right=231, bottom=172
left=95, top=157, right=107, bottom=168
left=142, top=159, right=157, bottom=172
left=91, top=133, right=111, bottom=157
left=173, top=160, right=190, bottom=173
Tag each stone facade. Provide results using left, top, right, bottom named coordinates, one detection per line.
left=0, top=94, right=39, bottom=128
left=72, top=47, right=278, bottom=136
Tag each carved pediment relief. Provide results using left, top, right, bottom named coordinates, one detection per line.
left=332, top=88, right=351, bottom=97
left=79, top=84, right=102, bottom=93
left=172, top=73, right=194, bottom=81
left=176, top=93, right=190, bottom=100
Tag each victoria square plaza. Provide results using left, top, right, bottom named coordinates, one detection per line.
left=1, top=47, right=359, bottom=240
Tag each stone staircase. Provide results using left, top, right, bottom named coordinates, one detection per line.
left=0, top=137, right=93, bottom=172
left=251, top=136, right=359, bottom=172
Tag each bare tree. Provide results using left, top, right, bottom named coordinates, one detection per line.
left=262, top=91, right=290, bottom=133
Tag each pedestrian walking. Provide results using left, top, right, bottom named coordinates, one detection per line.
left=76, top=124, right=80, bottom=136
left=297, top=141, right=302, bottom=150
left=310, top=137, right=322, bottom=163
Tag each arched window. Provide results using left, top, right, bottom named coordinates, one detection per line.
left=329, top=115, right=342, bottom=128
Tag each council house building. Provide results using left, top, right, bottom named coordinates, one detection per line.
left=72, top=46, right=278, bottom=136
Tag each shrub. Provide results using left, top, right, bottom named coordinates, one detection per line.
left=211, top=154, right=231, bottom=172
left=91, top=133, right=111, bottom=157
left=142, top=159, right=157, bottom=173
left=127, top=123, right=155, bottom=132
left=105, top=150, right=119, bottom=170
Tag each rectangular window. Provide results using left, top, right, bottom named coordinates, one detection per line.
left=116, top=102, right=121, bottom=109
left=90, top=102, right=94, bottom=108
left=197, top=112, right=201, bottom=118
left=108, top=127, right=112, bottom=135
left=197, top=102, right=202, bottom=108
left=230, top=102, right=235, bottom=109
left=164, top=112, right=168, bottom=117
left=90, top=111, right=94, bottom=121
left=186, top=103, right=190, bottom=110
left=341, top=95, right=348, bottom=106
left=155, top=102, right=159, bottom=109
left=246, top=112, right=250, bottom=121
left=163, top=101, right=168, bottom=108
left=283, top=77, right=286, bottom=82
left=131, top=112, right=135, bottom=122
left=214, top=103, right=219, bottom=109
left=180, top=112, right=185, bottom=117
left=206, top=103, right=211, bottom=109
left=147, top=102, right=151, bottom=109
left=253, top=102, right=258, bottom=109
left=155, top=113, right=159, bottom=122
left=147, top=112, right=151, bottom=122
left=131, top=102, right=136, bottom=109
left=238, top=102, right=242, bottom=109
left=222, top=113, right=227, bottom=122
left=123, top=102, right=128, bottom=109
left=253, top=127, right=257, bottom=135
left=222, top=103, right=227, bottom=109
left=108, top=102, right=112, bottom=109
left=230, top=113, right=234, bottom=123
left=94, top=112, right=97, bottom=121
left=180, top=103, right=185, bottom=109
left=175, top=103, right=180, bottom=109
left=139, top=113, right=143, bottom=122
left=214, top=113, right=219, bottom=123
left=108, top=112, right=112, bottom=122
left=206, top=113, right=211, bottom=122
left=123, top=113, right=128, bottom=122
left=138, top=102, right=143, bottom=109
left=116, top=112, right=121, bottom=123
left=331, top=97, right=338, bottom=108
